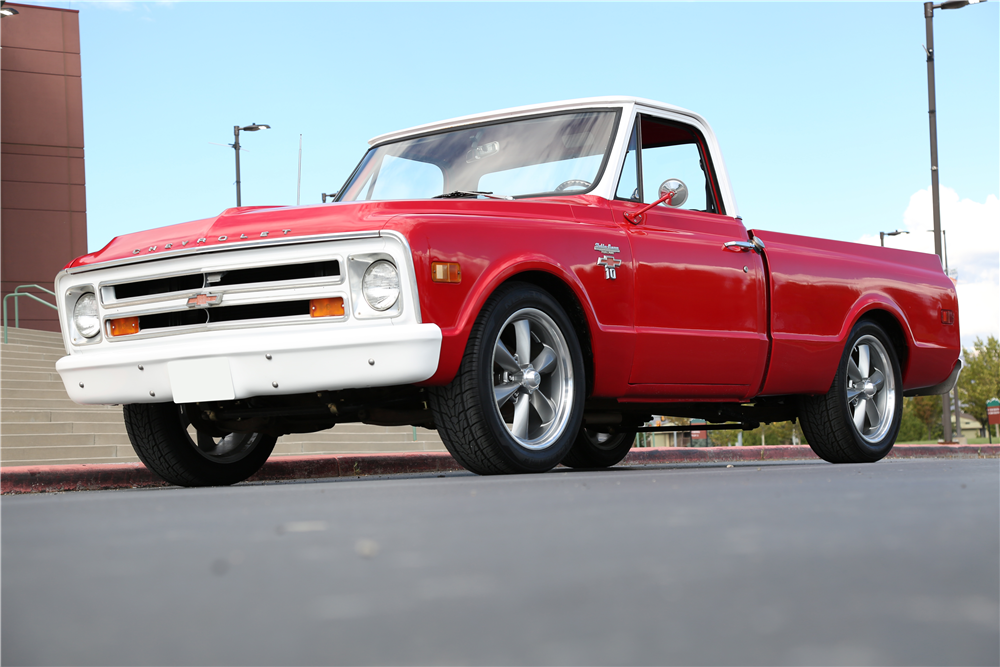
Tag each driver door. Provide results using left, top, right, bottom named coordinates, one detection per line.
left=613, top=114, right=768, bottom=399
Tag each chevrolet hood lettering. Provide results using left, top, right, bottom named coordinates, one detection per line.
left=135, top=229, right=292, bottom=256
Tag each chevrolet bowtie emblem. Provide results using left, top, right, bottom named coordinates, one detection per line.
left=597, top=255, right=622, bottom=280
left=187, top=293, right=221, bottom=308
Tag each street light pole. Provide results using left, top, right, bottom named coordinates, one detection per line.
left=234, top=126, right=242, bottom=207
left=924, top=2, right=943, bottom=260
left=232, top=123, right=271, bottom=207
left=879, top=230, right=909, bottom=247
left=924, top=5, right=951, bottom=442
left=922, top=0, right=985, bottom=443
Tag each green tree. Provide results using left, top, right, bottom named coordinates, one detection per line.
left=959, top=336, right=1000, bottom=430
left=898, top=397, right=931, bottom=442
left=909, top=395, right=943, bottom=440
left=736, top=420, right=806, bottom=446
left=710, top=427, right=739, bottom=447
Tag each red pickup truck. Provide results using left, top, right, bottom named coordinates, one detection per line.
left=54, top=97, right=962, bottom=485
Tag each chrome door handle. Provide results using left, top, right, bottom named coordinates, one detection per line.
left=724, top=241, right=754, bottom=252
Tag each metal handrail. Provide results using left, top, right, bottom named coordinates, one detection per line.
left=3, top=285, right=57, bottom=344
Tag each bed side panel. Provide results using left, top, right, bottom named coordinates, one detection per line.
left=754, top=230, right=960, bottom=396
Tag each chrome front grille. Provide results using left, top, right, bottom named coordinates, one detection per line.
left=96, top=252, right=348, bottom=342
left=105, top=259, right=340, bottom=302
left=136, top=300, right=313, bottom=333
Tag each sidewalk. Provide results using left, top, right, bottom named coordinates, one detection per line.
left=2, top=444, right=996, bottom=494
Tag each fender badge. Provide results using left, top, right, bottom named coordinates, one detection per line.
left=187, top=293, right=222, bottom=308
left=597, top=255, right=622, bottom=280
left=594, top=243, right=622, bottom=280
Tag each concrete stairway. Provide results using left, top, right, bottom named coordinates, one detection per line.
left=1, top=327, right=444, bottom=467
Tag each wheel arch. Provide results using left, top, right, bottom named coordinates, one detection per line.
left=423, top=259, right=600, bottom=393
left=845, top=299, right=914, bottom=383
left=496, top=270, right=595, bottom=397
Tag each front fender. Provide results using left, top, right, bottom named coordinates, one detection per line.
left=386, top=213, right=635, bottom=391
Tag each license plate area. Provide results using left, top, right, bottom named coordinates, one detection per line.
left=167, top=358, right=235, bottom=403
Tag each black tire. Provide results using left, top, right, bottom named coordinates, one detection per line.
left=124, top=402, right=277, bottom=486
left=561, top=426, right=637, bottom=469
left=799, top=319, right=903, bottom=463
left=428, top=282, right=586, bottom=475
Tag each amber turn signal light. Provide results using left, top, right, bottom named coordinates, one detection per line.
left=940, top=309, right=955, bottom=325
left=108, top=317, right=140, bottom=337
left=310, top=297, right=345, bottom=318
left=431, top=262, right=461, bottom=283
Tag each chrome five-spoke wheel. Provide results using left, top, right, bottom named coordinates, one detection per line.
left=492, top=308, right=575, bottom=451
left=799, top=319, right=903, bottom=463
left=845, top=335, right=896, bottom=443
left=428, top=283, right=585, bottom=475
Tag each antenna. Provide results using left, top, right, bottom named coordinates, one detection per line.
left=296, top=134, right=303, bottom=206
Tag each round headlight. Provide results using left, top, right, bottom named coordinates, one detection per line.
left=362, top=261, right=400, bottom=311
left=73, top=292, right=101, bottom=338
left=73, top=293, right=100, bottom=339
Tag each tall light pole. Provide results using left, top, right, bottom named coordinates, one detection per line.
left=923, top=0, right=985, bottom=442
left=927, top=228, right=950, bottom=274
left=234, top=123, right=270, bottom=206
left=879, top=230, right=909, bottom=247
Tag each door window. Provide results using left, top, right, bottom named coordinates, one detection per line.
left=615, top=114, right=722, bottom=214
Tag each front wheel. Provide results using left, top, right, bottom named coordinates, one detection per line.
left=429, top=282, right=585, bottom=474
left=798, top=320, right=902, bottom=463
left=124, top=403, right=277, bottom=486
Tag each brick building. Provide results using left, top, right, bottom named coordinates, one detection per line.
left=1, top=2, right=87, bottom=332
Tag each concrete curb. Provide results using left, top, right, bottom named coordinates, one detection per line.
left=1, top=444, right=996, bottom=495
left=626, top=444, right=999, bottom=464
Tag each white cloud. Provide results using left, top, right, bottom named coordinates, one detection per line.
left=856, top=187, right=999, bottom=348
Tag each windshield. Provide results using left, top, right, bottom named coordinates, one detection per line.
left=338, top=110, right=620, bottom=201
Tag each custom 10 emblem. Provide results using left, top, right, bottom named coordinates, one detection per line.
left=594, top=243, right=622, bottom=280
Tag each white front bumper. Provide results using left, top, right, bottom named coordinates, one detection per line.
left=56, top=322, right=442, bottom=405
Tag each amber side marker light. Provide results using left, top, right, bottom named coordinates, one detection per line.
left=310, top=297, right=345, bottom=317
left=109, top=317, right=140, bottom=336
left=940, top=309, right=955, bottom=325
left=432, top=262, right=461, bottom=283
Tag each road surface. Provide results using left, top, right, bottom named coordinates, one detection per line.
left=3, top=458, right=998, bottom=665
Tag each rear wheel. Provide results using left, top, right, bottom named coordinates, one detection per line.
left=429, top=282, right=585, bottom=474
left=124, top=403, right=276, bottom=486
left=799, top=320, right=902, bottom=463
left=561, top=426, right=637, bottom=469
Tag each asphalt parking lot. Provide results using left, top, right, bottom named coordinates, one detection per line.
left=3, top=458, right=998, bottom=666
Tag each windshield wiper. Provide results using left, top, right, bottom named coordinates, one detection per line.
left=433, top=190, right=513, bottom=201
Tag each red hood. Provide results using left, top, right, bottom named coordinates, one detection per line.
left=67, top=195, right=605, bottom=269
left=66, top=201, right=401, bottom=268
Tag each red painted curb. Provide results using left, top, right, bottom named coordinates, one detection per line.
left=248, top=451, right=464, bottom=482
left=622, top=444, right=999, bottom=465
left=0, top=463, right=169, bottom=495
left=1, top=445, right=995, bottom=494
left=0, top=451, right=465, bottom=494
left=624, top=445, right=814, bottom=464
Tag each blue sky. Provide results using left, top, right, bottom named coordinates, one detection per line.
left=34, top=1, right=1000, bottom=342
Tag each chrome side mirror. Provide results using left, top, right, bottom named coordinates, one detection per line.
left=658, top=179, right=688, bottom=208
